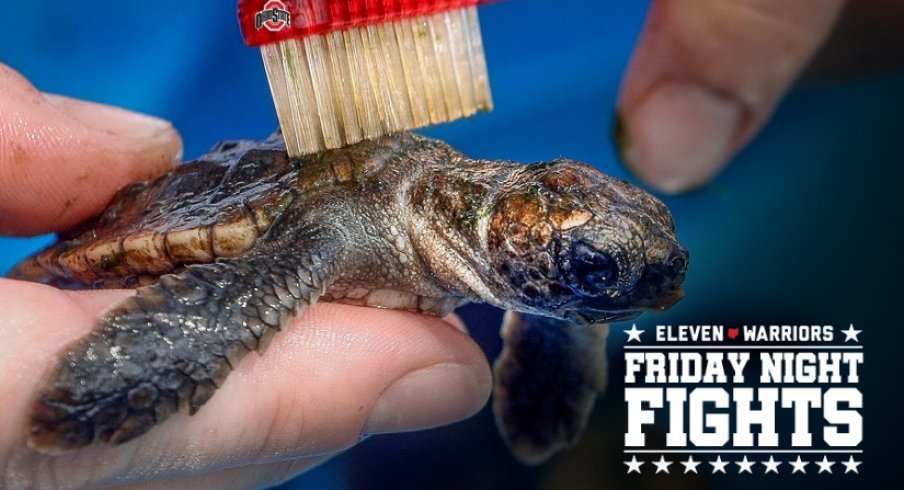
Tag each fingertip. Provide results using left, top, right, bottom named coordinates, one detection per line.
left=364, top=360, right=492, bottom=434
left=43, top=93, right=183, bottom=175
left=616, top=80, right=744, bottom=194
left=274, top=305, right=492, bottom=437
left=0, top=64, right=182, bottom=235
left=616, top=0, right=845, bottom=193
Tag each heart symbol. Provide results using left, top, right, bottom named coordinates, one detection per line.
left=727, top=327, right=740, bottom=340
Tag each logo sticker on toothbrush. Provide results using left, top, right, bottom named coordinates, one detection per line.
left=255, top=0, right=291, bottom=32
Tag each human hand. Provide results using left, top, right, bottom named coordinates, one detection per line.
left=0, top=63, right=491, bottom=489
left=616, top=0, right=904, bottom=193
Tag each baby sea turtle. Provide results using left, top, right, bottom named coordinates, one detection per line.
left=10, top=132, right=688, bottom=464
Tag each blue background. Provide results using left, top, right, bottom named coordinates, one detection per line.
left=1, top=1, right=902, bottom=488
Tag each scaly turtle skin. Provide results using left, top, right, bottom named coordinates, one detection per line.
left=10, top=132, right=688, bottom=464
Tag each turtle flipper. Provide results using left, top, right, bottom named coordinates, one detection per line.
left=28, top=226, right=345, bottom=453
left=492, top=311, right=609, bottom=465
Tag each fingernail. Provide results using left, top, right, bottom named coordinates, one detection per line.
left=364, top=363, right=490, bottom=434
left=617, top=80, right=743, bottom=194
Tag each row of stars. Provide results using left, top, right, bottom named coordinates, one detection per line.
left=623, top=324, right=862, bottom=342
left=624, top=455, right=862, bottom=474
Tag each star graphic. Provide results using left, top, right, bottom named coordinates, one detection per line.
left=624, top=324, right=644, bottom=342
left=624, top=455, right=644, bottom=474
left=653, top=455, right=672, bottom=474
left=710, top=456, right=729, bottom=474
left=841, top=455, right=862, bottom=474
left=842, top=324, right=862, bottom=342
left=735, top=455, right=755, bottom=474
left=816, top=455, right=835, bottom=474
left=762, top=455, right=782, bottom=474
left=790, top=455, right=809, bottom=474
left=680, top=456, right=701, bottom=474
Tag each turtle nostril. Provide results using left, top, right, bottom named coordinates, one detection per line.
left=670, top=256, right=686, bottom=276
left=669, top=248, right=689, bottom=278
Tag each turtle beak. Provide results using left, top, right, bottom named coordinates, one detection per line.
left=563, top=308, right=644, bottom=326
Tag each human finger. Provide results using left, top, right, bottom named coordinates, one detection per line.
left=0, top=64, right=182, bottom=235
left=0, top=280, right=490, bottom=488
left=616, top=0, right=845, bottom=193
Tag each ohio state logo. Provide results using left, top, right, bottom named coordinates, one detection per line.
left=255, top=0, right=291, bottom=32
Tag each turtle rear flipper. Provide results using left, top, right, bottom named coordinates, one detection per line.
left=28, top=224, right=345, bottom=453
left=492, top=311, right=609, bottom=465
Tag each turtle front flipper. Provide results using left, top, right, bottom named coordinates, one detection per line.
left=493, top=311, right=609, bottom=465
left=28, top=225, right=345, bottom=453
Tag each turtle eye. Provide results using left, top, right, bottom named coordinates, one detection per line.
left=570, top=242, right=618, bottom=292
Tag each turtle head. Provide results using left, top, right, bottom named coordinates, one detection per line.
left=486, top=160, right=688, bottom=324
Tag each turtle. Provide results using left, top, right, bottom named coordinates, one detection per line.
left=9, top=131, right=688, bottom=464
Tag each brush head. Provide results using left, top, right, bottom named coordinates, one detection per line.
left=239, top=1, right=495, bottom=157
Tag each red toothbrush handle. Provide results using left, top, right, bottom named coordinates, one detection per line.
left=238, top=0, right=495, bottom=47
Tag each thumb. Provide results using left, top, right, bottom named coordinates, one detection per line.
left=0, top=63, right=182, bottom=235
left=616, top=0, right=845, bottom=193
